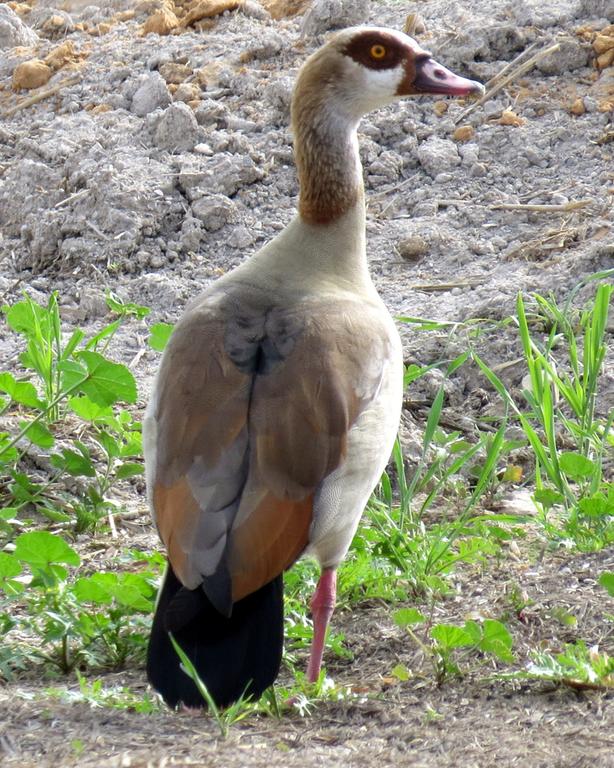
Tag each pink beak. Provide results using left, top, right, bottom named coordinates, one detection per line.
left=414, top=55, right=484, bottom=97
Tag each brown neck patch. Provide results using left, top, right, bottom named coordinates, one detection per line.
left=291, top=54, right=364, bottom=226
left=294, top=127, right=362, bottom=226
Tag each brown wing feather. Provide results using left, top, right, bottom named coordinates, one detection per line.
left=147, top=291, right=393, bottom=610
left=230, top=492, right=314, bottom=601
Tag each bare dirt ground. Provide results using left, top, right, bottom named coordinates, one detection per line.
left=0, top=0, right=613, bottom=765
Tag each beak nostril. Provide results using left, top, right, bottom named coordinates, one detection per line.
left=434, top=69, right=446, bottom=80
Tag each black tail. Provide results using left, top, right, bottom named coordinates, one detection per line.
left=147, top=566, right=284, bottom=709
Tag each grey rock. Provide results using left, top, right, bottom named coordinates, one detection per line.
left=512, top=0, right=582, bottom=27
left=398, top=235, right=429, bottom=262
left=0, top=160, right=63, bottom=230
left=30, top=8, right=75, bottom=36
left=199, top=154, right=265, bottom=197
left=79, top=292, right=109, bottom=319
left=412, top=201, right=439, bottom=217
left=301, top=0, right=368, bottom=37
left=265, top=75, right=294, bottom=119
left=191, top=194, right=238, bottom=232
left=368, top=151, right=403, bottom=184
left=417, top=137, right=460, bottom=177
left=470, top=162, right=488, bottom=177
left=578, top=0, right=614, bottom=20
left=153, top=102, right=200, bottom=152
left=180, top=215, right=203, bottom=252
left=433, top=24, right=529, bottom=70
left=194, top=99, right=229, bottom=127
left=241, top=0, right=270, bottom=19
left=131, top=73, right=171, bottom=117
left=0, top=6, right=39, bottom=49
left=536, top=37, right=590, bottom=74
left=241, top=30, right=284, bottom=60
left=228, top=225, right=254, bottom=249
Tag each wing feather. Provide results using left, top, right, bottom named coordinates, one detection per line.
left=146, top=291, right=394, bottom=612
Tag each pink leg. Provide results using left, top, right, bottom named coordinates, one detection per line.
left=306, top=568, right=337, bottom=683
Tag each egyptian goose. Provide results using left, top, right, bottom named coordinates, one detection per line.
left=144, top=26, right=483, bottom=709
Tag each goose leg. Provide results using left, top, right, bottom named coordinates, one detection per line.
left=306, top=568, right=337, bottom=683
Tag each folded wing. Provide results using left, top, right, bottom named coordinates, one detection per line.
left=146, top=291, right=393, bottom=615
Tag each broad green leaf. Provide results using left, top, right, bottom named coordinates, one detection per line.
left=578, top=493, right=614, bottom=518
left=59, top=359, right=88, bottom=390
left=559, top=452, right=595, bottom=480
left=431, top=624, right=473, bottom=649
left=391, top=664, right=411, bottom=682
left=96, top=429, right=121, bottom=459
left=0, top=508, right=18, bottom=522
left=115, top=461, right=144, bottom=480
left=4, top=298, right=47, bottom=337
left=106, top=291, right=150, bottom=319
left=0, top=372, right=44, bottom=408
left=73, top=572, right=152, bottom=611
left=18, top=419, right=55, bottom=449
left=479, top=619, right=514, bottom=662
left=72, top=574, right=115, bottom=605
left=119, top=430, right=142, bottom=458
left=68, top=395, right=113, bottom=421
left=50, top=447, right=96, bottom=477
left=148, top=322, right=174, bottom=352
left=0, top=552, right=24, bottom=595
left=533, top=488, right=565, bottom=509
left=14, top=531, right=80, bottom=569
left=393, top=608, right=426, bottom=627
left=599, top=572, right=614, bottom=597
left=462, top=620, right=482, bottom=645
left=77, top=352, right=137, bottom=406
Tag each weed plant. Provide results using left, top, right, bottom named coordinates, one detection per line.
left=0, top=292, right=146, bottom=532
left=0, top=277, right=611, bottom=721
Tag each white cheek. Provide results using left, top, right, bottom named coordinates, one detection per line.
left=343, top=60, right=405, bottom=115
left=363, top=64, right=405, bottom=98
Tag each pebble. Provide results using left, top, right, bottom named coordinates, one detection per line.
left=301, top=0, right=369, bottom=36
left=227, top=225, right=254, bottom=249
left=413, top=201, right=439, bottom=217
left=30, top=8, right=75, bottom=37
left=470, top=162, right=488, bottom=177
left=417, top=136, right=460, bottom=177
left=0, top=6, right=39, bottom=48
left=159, top=62, right=193, bottom=85
left=179, top=215, right=203, bottom=252
left=131, top=72, right=171, bottom=116
left=536, top=38, right=590, bottom=75
left=153, top=102, right=200, bottom=152
left=191, top=194, right=238, bottom=232
left=398, top=235, right=429, bottom=262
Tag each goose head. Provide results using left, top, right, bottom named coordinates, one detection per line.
left=291, top=27, right=483, bottom=226
left=293, top=26, right=484, bottom=123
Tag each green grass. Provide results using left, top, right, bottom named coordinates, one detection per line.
left=0, top=274, right=612, bottom=728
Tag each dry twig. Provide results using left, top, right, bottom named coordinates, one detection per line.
left=484, top=39, right=545, bottom=89
left=490, top=200, right=593, bottom=213
left=3, top=74, right=82, bottom=118
left=411, top=278, right=484, bottom=292
left=455, top=43, right=560, bottom=123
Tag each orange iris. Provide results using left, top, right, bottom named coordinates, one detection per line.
left=370, top=44, right=387, bottom=60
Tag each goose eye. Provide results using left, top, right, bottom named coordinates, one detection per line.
left=369, top=44, right=387, bottom=60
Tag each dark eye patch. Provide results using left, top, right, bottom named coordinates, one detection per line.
left=343, top=31, right=405, bottom=71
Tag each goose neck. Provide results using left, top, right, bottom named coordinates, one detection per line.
left=293, top=101, right=365, bottom=229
